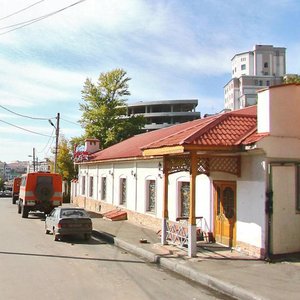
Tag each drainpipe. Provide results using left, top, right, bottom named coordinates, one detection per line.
left=265, top=163, right=273, bottom=261
left=134, top=161, right=138, bottom=211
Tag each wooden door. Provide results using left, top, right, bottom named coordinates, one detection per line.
left=213, top=181, right=236, bottom=247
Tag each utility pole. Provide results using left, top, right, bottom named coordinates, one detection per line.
left=33, top=147, right=36, bottom=172
left=54, top=112, right=60, bottom=173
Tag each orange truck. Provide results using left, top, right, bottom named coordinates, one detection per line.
left=12, top=177, right=21, bottom=204
left=18, top=172, right=63, bottom=218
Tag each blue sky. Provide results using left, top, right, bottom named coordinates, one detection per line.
left=0, top=0, right=299, bottom=163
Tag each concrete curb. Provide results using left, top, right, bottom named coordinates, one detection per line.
left=92, top=230, right=265, bottom=300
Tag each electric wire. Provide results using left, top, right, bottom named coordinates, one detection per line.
left=0, top=0, right=88, bottom=36
left=60, top=117, right=80, bottom=126
left=0, top=0, right=46, bottom=22
left=37, top=127, right=55, bottom=154
left=0, top=104, right=55, bottom=120
left=0, top=119, right=52, bottom=137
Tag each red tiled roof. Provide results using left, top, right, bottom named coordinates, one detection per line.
left=242, top=132, right=269, bottom=145
left=87, top=105, right=262, bottom=163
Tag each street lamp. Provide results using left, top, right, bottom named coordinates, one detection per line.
left=28, top=147, right=36, bottom=172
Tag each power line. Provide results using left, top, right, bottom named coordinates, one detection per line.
left=0, top=104, right=55, bottom=120
left=0, top=0, right=88, bottom=36
left=60, top=117, right=81, bottom=126
left=0, top=0, right=46, bottom=22
left=37, top=127, right=55, bottom=154
left=0, top=119, right=52, bottom=137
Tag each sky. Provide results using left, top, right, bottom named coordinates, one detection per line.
left=0, top=0, right=299, bottom=163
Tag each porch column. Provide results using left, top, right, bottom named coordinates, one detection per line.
left=161, top=158, right=169, bottom=245
left=188, top=151, right=197, bottom=257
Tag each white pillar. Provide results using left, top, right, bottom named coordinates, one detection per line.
left=161, top=218, right=168, bottom=245
left=188, top=224, right=197, bottom=257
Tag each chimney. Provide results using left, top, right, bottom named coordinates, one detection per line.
left=84, top=139, right=100, bottom=154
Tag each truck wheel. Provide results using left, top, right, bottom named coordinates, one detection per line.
left=84, top=233, right=91, bottom=241
left=17, top=201, right=22, bottom=214
left=35, top=184, right=54, bottom=202
left=12, top=197, right=16, bottom=205
left=21, top=205, right=29, bottom=218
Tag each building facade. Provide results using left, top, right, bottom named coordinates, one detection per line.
left=126, top=99, right=200, bottom=131
left=72, top=84, right=300, bottom=259
left=224, top=45, right=286, bottom=110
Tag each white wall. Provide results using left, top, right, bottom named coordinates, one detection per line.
left=236, top=155, right=266, bottom=249
left=78, top=153, right=268, bottom=253
left=272, top=165, right=300, bottom=254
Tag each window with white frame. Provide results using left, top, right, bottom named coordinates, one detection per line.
left=179, top=181, right=190, bottom=217
left=89, top=176, right=94, bottom=197
left=120, top=177, right=127, bottom=205
left=81, top=176, right=86, bottom=195
left=101, top=176, right=107, bottom=201
left=146, top=179, right=156, bottom=213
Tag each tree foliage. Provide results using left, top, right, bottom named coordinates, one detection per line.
left=79, top=68, right=146, bottom=149
left=0, top=177, right=4, bottom=190
left=283, top=74, right=300, bottom=84
left=56, top=136, right=76, bottom=181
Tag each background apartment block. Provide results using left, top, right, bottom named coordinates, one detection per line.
left=224, top=45, right=286, bottom=110
left=127, top=99, right=200, bottom=131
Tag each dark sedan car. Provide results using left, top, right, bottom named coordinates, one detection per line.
left=45, top=207, right=93, bottom=241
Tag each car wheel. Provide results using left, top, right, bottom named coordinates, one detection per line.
left=53, top=228, right=59, bottom=241
left=84, top=233, right=91, bottom=241
left=21, top=205, right=29, bottom=218
left=45, top=225, right=50, bottom=235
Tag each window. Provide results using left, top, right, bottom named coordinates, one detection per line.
left=259, top=80, right=263, bottom=86
left=81, top=176, right=86, bottom=195
left=101, top=177, right=107, bottom=200
left=264, top=62, right=268, bottom=68
left=266, top=80, right=270, bottom=86
left=179, top=181, right=190, bottom=217
left=241, top=64, right=246, bottom=70
left=89, top=176, right=93, bottom=197
left=120, top=178, right=127, bottom=205
left=146, top=180, right=156, bottom=213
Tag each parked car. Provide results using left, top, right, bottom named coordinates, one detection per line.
left=5, top=190, right=12, bottom=196
left=45, top=207, right=93, bottom=241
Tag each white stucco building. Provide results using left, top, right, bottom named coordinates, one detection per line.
left=72, top=84, right=300, bottom=259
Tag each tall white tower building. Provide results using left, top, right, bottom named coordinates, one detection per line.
left=224, top=45, right=286, bottom=110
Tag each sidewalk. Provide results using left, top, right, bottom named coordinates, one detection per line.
left=88, top=212, right=300, bottom=300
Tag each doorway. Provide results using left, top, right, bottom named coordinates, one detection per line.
left=213, top=181, right=236, bottom=247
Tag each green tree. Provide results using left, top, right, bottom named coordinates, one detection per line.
left=79, top=68, right=146, bottom=149
left=0, top=177, right=4, bottom=190
left=53, top=136, right=76, bottom=202
left=56, top=136, right=76, bottom=181
left=284, top=74, right=300, bottom=84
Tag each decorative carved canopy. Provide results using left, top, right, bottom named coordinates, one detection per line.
left=164, top=155, right=240, bottom=177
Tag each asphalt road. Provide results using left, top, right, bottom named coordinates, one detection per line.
left=0, top=197, right=232, bottom=300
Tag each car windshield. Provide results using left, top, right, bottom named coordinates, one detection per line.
left=60, top=209, right=89, bottom=218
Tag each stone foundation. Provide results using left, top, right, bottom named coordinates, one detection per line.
left=236, top=240, right=265, bottom=259
left=72, top=196, right=161, bottom=232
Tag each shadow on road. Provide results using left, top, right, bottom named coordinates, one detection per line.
left=0, top=250, right=146, bottom=264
